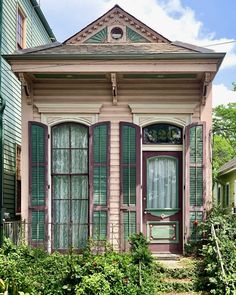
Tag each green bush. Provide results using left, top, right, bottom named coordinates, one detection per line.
left=200, top=207, right=236, bottom=294
left=0, top=234, right=157, bottom=295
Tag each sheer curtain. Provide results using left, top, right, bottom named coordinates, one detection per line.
left=147, top=156, right=177, bottom=209
left=52, top=124, right=88, bottom=249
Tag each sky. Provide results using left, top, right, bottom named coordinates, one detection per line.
left=39, top=0, right=236, bottom=106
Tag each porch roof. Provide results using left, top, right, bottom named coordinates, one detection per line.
left=218, top=157, right=236, bottom=175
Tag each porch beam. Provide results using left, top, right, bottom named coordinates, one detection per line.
left=9, top=62, right=218, bottom=74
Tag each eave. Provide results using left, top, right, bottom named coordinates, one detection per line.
left=4, top=52, right=225, bottom=61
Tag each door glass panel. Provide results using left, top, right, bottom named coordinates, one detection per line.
left=147, top=156, right=177, bottom=209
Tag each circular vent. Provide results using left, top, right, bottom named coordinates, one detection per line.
left=111, top=27, right=123, bottom=40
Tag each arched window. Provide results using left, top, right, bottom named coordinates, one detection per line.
left=51, top=123, right=89, bottom=250
left=143, top=123, right=183, bottom=145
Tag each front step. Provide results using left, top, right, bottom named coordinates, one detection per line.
left=153, top=253, right=181, bottom=261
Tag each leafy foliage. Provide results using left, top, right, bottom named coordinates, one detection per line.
left=0, top=234, right=157, bottom=295
left=213, top=103, right=236, bottom=181
left=200, top=207, right=236, bottom=294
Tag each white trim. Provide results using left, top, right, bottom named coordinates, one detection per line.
left=35, top=103, right=102, bottom=114
left=142, top=145, right=183, bottom=151
left=41, top=113, right=98, bottom=127
left=132, top=113, right=191, bottom=128
left=129, top=103, right=197, bottom=114
left=234, top=180, right=236, bottom=207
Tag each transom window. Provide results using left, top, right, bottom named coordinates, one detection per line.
left=143, top=123, right=183, bottom=144
left=17, top=7, right=26, bottom=49
left=51, top=123, right=89, bottom=250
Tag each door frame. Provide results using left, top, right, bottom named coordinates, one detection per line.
left=142, top=151, right=183, bottom=253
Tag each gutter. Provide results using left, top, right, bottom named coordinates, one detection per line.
left=30, top=0, right=56, bottom=42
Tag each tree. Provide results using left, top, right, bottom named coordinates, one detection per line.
left=213, top=103, right=236, bottom=149
left=213, top=102, right=236, bottom=182
left=212, top=135, right=235, bottom=181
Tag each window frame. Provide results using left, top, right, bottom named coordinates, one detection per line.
left=51, top=122, right=89, bottom=250
left=225, top=182, right=230, bottom=207
left=16, top=6, right=26, bottom=49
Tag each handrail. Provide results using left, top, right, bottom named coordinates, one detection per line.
left=211, top=224, right=226, bottom=278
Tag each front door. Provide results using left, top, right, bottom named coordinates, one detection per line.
left=143, top=151, right=182, bottom=253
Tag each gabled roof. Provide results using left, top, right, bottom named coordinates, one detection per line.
left=218, top=157, right=236, bottom=175
left=4, top=4, right=224, bottom=62
left=65, top=5, right=170, bottom=44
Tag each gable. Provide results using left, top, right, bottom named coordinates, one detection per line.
left=66, top=5, right=170, bottom=45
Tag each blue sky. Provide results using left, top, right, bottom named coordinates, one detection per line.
left=39, top=0, right=236, bottom=106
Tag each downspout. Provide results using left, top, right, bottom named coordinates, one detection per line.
left=0, top=0, right=6, bottom=247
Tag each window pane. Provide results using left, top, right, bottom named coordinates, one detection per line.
left=71, top=150, right=88, bottom=173
left=143, top=124, right=182, bottom=144
left=53, top=200, right=69, bottom=249
left=72, top=200, right=88, bottom=248
left=147, top=157, right=177, bottom=209
left=71, top=176, right=88, bottom=199
left=52, top=125, right=70, bottom=148
left=71, top=124, right=88, bottom=148
left=52, top=149, right=69, bottom=173
left=53, top=176, right=69, bottom=199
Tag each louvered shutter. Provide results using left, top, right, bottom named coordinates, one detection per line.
left=186, top=123, right=206, bottom=241
left=120, top=122, right=140, bottom=248
left=90, top=122, right=110, bottom=240
left=29, top=122, right=48, bottom=246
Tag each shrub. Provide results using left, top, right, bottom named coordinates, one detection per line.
left=0, top=234, right=157, bottom=295
left=200, top=207, right=236, bottom=294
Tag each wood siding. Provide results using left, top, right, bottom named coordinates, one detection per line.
left=31, top=78, right=203, bottom=243
left=0, top=0, right=53, bottom=218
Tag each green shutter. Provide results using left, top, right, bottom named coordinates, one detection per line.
left=120, top=122, right=140, bottom=245
left=123, top=211, right=136, bottom=241
left=189, top=124, right=204, bottom=207
left=32, top=211, right=45, bottom=242
left=186, top=123, right=205, bottom=241
left=29, top=122, right=48, bottom=245
left=189, top=211, right=203, bottom=241
left=93, top=211, right=107, bottom=240
left=120, top=123, right=139, bottom=206
left=92, top=122, right=109, bottom=206
left=90, top=122, right=110, bottom=241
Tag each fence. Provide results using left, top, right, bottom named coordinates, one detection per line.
left=2, top=221, right=137, bottom=252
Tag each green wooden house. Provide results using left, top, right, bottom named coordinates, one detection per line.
left=214, top=157, right=236, bottom=212
left=0, top=0, right=55, bottom=237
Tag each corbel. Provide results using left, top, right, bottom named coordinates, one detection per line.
left=111, top=73, right=118, bottom=105
left=18, top=73, right=33, bottom=105
left=201, top=72, right=211, bottom=106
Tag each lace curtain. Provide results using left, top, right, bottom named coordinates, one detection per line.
left=147, top=156, right=177, bottom=209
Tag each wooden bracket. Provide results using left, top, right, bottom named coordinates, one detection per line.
left=18, top=73, right=33, bottom=105
left=201, top=72, right=211, bottom=106
left=111, top=73, right=118, bottom=105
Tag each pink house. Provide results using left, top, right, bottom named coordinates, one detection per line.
left=5, top=5, right=225, bottom=254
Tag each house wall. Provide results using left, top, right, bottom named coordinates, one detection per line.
left=218, top=171, right=236, bottom=209
left=0, top=0, right=53, bottom=219
left=20, top=76, right=212, bottom=246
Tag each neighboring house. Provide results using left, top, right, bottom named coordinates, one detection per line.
left=0, top=0, right=55, bottom=242
left=214, top=157, right=236, bottom=212
left=4, top=5, right=225, bottom=254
